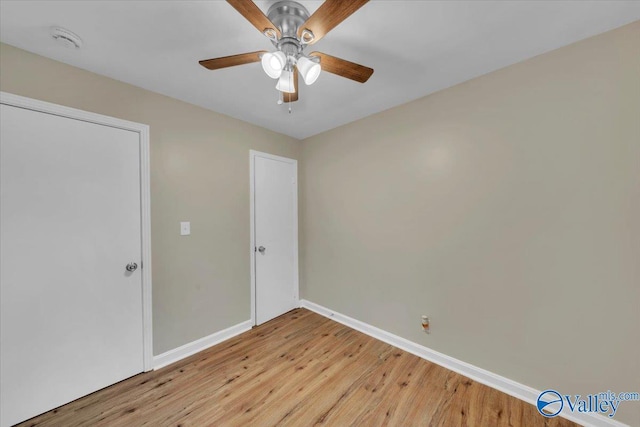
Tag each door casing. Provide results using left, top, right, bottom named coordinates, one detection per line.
left=249, top=150, right=299, bottom=326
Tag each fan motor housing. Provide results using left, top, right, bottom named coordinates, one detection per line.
left=267, top=1, right=310, bottom=39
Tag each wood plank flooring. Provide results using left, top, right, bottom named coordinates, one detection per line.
left=18, top=309, right=579, bottom=426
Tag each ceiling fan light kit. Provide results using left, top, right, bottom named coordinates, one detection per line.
left=276, top=69, right=296, bottom=93
left=297, top=56, right=321, bottom=85
left=261, top=50, right=287, bottom=78
left=199, top=0, right=374, bottom=104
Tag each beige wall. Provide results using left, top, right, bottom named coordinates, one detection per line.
left=300, top=22, right=640, bottom=425
left=0, top=43, right=300, bottom=354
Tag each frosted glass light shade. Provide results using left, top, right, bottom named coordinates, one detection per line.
left=275, top=69, right=295, bottom=93
left=261, top=51, right=286, bottom=79
left=297, top=56, right=321, bottom=85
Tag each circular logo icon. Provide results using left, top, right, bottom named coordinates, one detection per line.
left=537, top=389, right=563, bottom=417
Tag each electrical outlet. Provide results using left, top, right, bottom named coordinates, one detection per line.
left=421, top=315, right=430, bottom=333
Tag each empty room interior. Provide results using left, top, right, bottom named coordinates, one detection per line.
left=0, top=1, right=639, bottom=426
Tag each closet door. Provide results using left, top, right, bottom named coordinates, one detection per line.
left=1, top=103, right=145, bottom=427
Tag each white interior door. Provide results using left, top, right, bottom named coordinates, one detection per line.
left=0, top=103, right=145, bottom=427
left=252, top=152, right=298, bottom=325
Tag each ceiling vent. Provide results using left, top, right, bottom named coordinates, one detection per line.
left=50, top=26, right=83, bottom=49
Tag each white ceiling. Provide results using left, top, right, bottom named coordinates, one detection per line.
left=1, top=1, right=639, bottom=139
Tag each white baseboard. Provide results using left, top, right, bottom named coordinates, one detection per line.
left=299, top=300, right=628, bottom=427
left=153, top=320, right=252, bottom=370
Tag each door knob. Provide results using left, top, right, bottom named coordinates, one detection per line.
left=126, top=262, right=138, bottom=272
left=258, top=246, right=266, bottom=254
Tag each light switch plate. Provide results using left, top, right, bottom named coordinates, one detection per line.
left=180, top=221, right=190, bottom=236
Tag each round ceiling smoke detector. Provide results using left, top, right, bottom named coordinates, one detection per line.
left=50, top=27, right=83, bottom=49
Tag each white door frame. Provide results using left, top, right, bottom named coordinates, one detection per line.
left=1, top=91, right=154, bottom=371
left=249, top=150, right=299, bottom=326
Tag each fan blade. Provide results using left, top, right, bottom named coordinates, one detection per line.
left=199, top=51, right=267, bottom=70
left=310, top=52, right=373, bottom=83
left=298, top=0, right=369, bottom=45
left=227, top=0, right=281, bottom=39
left=282, top=67, right=299, bottom=102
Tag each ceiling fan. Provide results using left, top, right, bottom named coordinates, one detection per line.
left=199, top=0, right=374, bottom=104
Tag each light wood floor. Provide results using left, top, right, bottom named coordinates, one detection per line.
left=19, top=309, right=578, bottom=426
